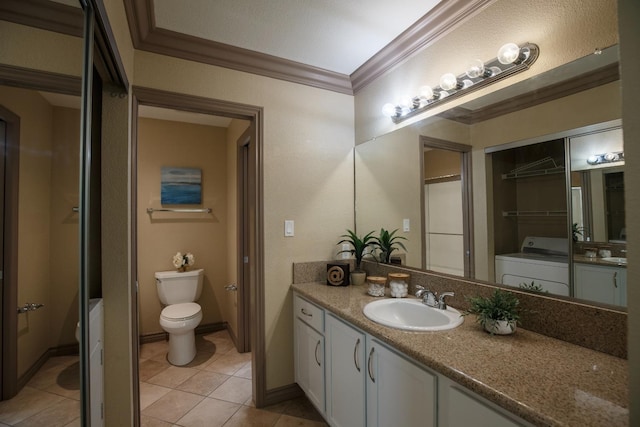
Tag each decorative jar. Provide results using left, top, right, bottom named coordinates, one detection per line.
left=388, top=272, right=410, bottom=298
left=367, top=276, right=387, bottom=297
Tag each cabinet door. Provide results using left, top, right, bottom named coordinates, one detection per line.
left=439, top=375, right=527, bottom=427
left=294, top=319, right=325, bottom=414
left=574, top=264, right=626, bottom=306
left=366, top=338, right=436, bottom=427
left=326, top=315, right=366, bottom=427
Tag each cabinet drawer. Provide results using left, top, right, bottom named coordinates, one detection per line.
left=294, top=295, right=324, bottom=333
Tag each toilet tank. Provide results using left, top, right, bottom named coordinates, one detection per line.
left=155, top=269, right=204, bottom=304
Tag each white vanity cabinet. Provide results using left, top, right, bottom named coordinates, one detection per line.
left=325, top=314, right=366, bottom=426
left=574, top=263, right=627, bottom=306
left=438, top=375, right=528, bottom=427
left=293, top=295, right=326, bottom=415
left=366, top=337, right=436, bottom=427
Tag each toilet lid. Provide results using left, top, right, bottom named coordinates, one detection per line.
left=161, top=303, right=201, bottom=321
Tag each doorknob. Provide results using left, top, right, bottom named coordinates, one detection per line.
left=225, top=284, right=238, bottom=291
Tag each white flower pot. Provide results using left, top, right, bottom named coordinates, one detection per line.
left=351, top=271, right=367, bottom=286
left=484, top=319, right=516, bottom=335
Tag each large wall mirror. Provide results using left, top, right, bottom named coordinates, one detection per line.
left=355, top=44, right=625, bottom=310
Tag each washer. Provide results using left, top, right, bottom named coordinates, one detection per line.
left=495, top=236, right=569, bottom=296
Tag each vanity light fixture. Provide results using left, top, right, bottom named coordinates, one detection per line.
left=382, top=42, right=539, bottom=123
left=586, top=151, right=624, bottom=165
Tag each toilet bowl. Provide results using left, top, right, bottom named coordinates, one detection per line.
left=155, top=269, right=204, bottom=366
left=159, top=302, right=203, bottom=365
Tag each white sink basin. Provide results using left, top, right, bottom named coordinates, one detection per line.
left=601, top=257, right=627, bottom=265
left=363, top=299, right=464, bottom=332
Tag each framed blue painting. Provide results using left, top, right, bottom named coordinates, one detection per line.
left=161, top=167, right=202, bottom=204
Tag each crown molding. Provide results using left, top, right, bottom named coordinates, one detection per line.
left=124, top=0, right=354, bottom=95
left=0, top=0, right=83, bottom=37
left=350, top=0, right=494, bottom=93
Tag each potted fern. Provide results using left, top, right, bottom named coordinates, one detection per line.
left=372, top=228, right=407, bottom=264
left=463, top=289, right=520, bottom=335
left=337, top=229, right=375, bottom=285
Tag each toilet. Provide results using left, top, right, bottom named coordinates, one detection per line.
left=155, top=268, right=204, bottom=366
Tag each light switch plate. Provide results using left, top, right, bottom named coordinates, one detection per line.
left=284, top=220, right=294, bottom=237
left=403, top=218, right=410, bottom=232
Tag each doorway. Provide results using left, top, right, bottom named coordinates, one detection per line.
left=131, top=87, right=266, bottom=410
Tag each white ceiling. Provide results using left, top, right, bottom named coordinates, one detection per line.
left=153, top=0, right=443, bottom=75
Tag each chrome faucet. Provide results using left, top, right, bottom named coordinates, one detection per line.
left=415, top=285, right=454, bottom=310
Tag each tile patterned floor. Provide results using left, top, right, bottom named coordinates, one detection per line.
left=0, top=330, right=327, bottom=427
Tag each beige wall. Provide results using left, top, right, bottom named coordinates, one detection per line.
left=0, top=87, right=53, bottom=377
left=49, top=107, right=81, bottom=346
left=137, top=117, right=229, bottom=335
left=0, top=91, right=81, bottom=374
left=134, top=51, right=355, bottom=389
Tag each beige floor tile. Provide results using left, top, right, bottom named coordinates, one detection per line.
left=208, top=377, right=252, bottom=404
left=182, top=349, right=217, bottom=368
left=140, top=415, right=175, bottom=426
left=273, top=414, right=328, bottom=427
left=142, top=390, right=203, bottom=423
left=175, top=397, right=240, bottom=427
left=147, top=365, right=199, bottom=389
left=15, top=397, right=79, bottom=427
left=43, top=363, right=81, bottom=400
left=140, top=358, right=171, bottom=382
left=63, top=417, right=81, bottom=427
left=234, top=361, right=252, bottom=379
left=26, top=359, right=78, bottom=391
left=282, top=397, right=325, bottom=422
left=203, top=352, right=251, bottom=375
left=139, top=382, right=172, bottom=410
left=140, top=340, right=169, bottom=360
left=0, top=386, right=65, bottom=425
left=176, top=371, right=230, bottom=396
left=221, top=406, right=280, bottom=427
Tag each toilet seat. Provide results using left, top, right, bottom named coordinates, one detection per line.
left=161, top=302, right=201, bottom=321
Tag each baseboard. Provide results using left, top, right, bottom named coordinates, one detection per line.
left=262, top=383, right=304, bottom=407
left=139, top=321, right=227, bottom=344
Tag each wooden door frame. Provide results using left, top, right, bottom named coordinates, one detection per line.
left=131, top=86, right=266, bottom=406
left=236, top=126, right=253, bottom=353
left=419, top=135, right=475, bottom=278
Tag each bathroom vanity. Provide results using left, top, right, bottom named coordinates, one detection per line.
left=292, top=282, right=627, bottom=427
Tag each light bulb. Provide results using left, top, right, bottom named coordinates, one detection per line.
left=418, top=85, right=434, bottom=100
left=466, top=59, right=485, bottom=78
left=382, top=103, right=398, bottom=117
left=497, top=43, right=521, bottom=64
left=587, top=155, right=600, bottom=165
left=439, top=73, right=459, bottom=91
left=604, top=152, right=618, bottom=162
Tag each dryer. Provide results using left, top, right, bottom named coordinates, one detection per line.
left=495, top=236, right=569, bottom=296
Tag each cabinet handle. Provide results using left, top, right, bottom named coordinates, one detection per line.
left=353, top=338, right=361, bottom=372
left=613, top=271, right=618, bottom=288
left=367, top=347, right=375, bottom=383
left=314, top=340, right=321, bottom=366
left=301, top=308, right=313, bottom=317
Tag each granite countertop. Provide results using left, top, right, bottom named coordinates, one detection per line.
left=574, top=255, right=627, bottom=267
left=291, top=282, right=628, bottom=427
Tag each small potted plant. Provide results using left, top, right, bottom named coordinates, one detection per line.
left=463, top=289, right=520, bottom=335
left=337, top=229, right=375, bottom=285
left=372, top=228, right=407, bottom=264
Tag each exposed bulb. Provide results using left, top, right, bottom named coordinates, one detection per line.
left=418, top=85, right=434, bottom=100
left=587, top=155, right=600, bottom=165
left=382, top=103, right=398, bottom=117
left=497, top=43, right=521, bottom=64
left=604, top=152, right=618, bottom=161
left=466, top=59, right=485, bottom=78
left=439, top=73, right=459, bottom=91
